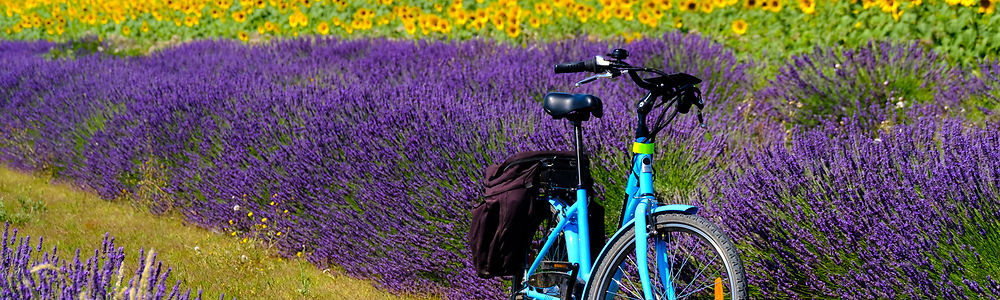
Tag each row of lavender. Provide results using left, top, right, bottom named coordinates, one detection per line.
left=0, top=35, right=997, bottom=298
left=1, top=224, right=209, bottom=299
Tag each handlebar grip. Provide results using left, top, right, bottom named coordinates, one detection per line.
left=554, top=58, right=598, bottom=74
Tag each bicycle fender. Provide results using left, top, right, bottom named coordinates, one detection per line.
left=581, top=206, right=699, bottom=296
left=652, top=204, right=698, bottom=215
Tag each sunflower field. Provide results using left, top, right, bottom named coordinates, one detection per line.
left=2, top=0, right=999, bottom=62
left=1, top=0, right=999, bottom=299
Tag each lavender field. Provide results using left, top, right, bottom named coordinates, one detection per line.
left=1, top=34, right=999, bottom=298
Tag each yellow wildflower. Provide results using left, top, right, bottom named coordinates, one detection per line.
left=248, top=211, right=253, bottom=217
left=238, top=31, right=249, bottom=41
left=121, top=26, right=130, bottom=36
left=232, top=11, right=246, bottom=23
left=261, top=217, right=267, bottom=223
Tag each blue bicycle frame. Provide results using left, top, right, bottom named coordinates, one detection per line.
left=518, top=138, right=698, bottom=300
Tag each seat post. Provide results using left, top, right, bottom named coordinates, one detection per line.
left=571, top=121, right=585, bottom=188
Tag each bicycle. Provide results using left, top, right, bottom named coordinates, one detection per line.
left=509, top=48, right=748, bottom=300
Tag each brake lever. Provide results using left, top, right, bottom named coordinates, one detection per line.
left=575, top=71, right=613, bottom=86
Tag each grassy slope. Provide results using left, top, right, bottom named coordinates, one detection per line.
left=0, top=166, right=438, bottom=300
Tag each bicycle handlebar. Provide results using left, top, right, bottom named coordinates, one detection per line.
left=554, top=49, right=707, bottom=141
left=554, top=56, right=612, bottom=74
left=554, top=59, right=597, bottom=73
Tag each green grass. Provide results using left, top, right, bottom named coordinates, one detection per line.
left=0, top=165, right=439, bottom=300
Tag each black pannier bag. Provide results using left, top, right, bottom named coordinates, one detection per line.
left=468, top=150, right=605, bottom=279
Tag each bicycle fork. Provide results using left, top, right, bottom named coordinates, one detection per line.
left=628, top=150, right=677, bottom=300
left=635, top=198, right=676, bottom=300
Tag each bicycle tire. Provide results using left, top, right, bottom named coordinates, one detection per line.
left=586, top=213, right=747, bottom=300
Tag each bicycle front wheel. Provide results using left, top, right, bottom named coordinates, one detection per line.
left=587, top=213, right=747, bottom=300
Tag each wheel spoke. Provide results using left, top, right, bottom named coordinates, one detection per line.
left=676, top=279, right=724, bottom=299
left=612, top=273, right=642, bottom=298
left=678, top=263, right=723, bottom=297
left=605, top=288, right=645, bottom=300
left=676, top=241, right=719, bottom=296
left=591, top=217, right=745, bottom=300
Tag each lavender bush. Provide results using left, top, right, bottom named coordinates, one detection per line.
left=1, top=33, right=998, bottom=298
left=1, top=224, right=207, bottom=299
left=759, top=41, right=979, bottom=127
left=700, top=117, right=1000, bottom=297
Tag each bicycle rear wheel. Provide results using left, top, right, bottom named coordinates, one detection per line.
left=587, top=213, right=747, bottom=300
left=511, top=212, right=571, bottom=299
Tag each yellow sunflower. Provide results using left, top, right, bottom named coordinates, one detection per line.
left=980, top=0, right=995, bottom=13
left=701, top=1, right=715, bottom=12
left=731, top=19, right=748, bottom=35
left=680, top=0, right=699, bottom=11
left=798, top=0, right=816, bottom=14
left=316, top=21, right=330, bottom=35
left=232, top=11, right=246, bottom=23
left=404, top=21, right=417, bottom=35
left=768, top=0, right=783, bottom=12
left=529, top=16, right=541, bottom=28
left=289, top=11, right=308, bottom=27
left=505, top=24, right=520, bottom=38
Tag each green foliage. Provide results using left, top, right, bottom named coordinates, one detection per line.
left=0, top=195, right=47, bottom=225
